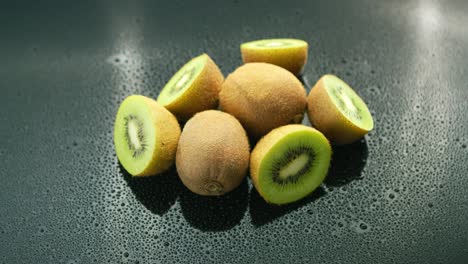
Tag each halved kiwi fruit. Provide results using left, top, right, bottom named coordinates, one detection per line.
left=250, top=124, right=332, bottom=205
left=114, top=95, right=181, bottom=176
left=241, top=38, right=308, bottom=75
left=219, top=63, right=307, bottom=139
left=307, top=74, right=374, bottom=145
left=176, top=110, right=250, bottom=196
left=157, top=53, right=224, bottom=121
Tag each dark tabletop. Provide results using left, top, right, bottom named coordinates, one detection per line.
left=1, top=0, right=468, bottom=263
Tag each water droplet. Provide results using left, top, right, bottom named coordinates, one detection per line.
left=353, top=221, right=371, bottom=233
left=385, top=189, right=398, bottom=201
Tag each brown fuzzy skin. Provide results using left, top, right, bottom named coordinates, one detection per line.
left=161, top=54, right=224, bottom=121
left=241, top=40, right=308, bottom=76
left=140, top=96, right=181, bottom=176
left=176, top=110, right=250, bottom=196
left=219, top=63, right=307, bottom=139
left=307, top=75, right=371, bottom=145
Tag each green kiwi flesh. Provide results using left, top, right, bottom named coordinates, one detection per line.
left=114, top=95, right=180, bottom=176
left=324, top=75, right=373, bottom=131
left=243, top=38, right=306, bottom=48
left=114, top=97, right=157, bottom=175
left=157, top=55, right=206, bottom=105
left=258, top=129, right=331, bottom=204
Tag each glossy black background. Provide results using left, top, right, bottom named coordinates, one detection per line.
left=1, top=1, right=468, bottom=263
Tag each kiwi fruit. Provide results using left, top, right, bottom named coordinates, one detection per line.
left=176, top=110, right=250, bottom=196
left=250, top=124, right=332, bottom=205
left=157, top=53, right=224, bottom=121
left=114, top=95, right=181, bottom=176
left=307, top=74, right=374, bottom=145
left=240, top=38, right=308, bottom=75
left=219, top=63, right=307, bottom=139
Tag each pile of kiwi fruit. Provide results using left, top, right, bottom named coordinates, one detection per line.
left=114, top=38, right=374, bottom=205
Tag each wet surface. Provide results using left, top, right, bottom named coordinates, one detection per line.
left=1, top=0, right=468, bottom=263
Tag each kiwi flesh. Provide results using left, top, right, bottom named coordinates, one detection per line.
left=307, top=74, right=373, bottom=145
left=241, top=38, right=308, bottom=76
left=176, top=110, right=250, bottom=196
left=219, top=63, right=307, bottom=139
left=250, top=124, right=332, bottom=205
left=114, top=95, right=181, bottom=176
left=157, top=53, right=224, bottom=121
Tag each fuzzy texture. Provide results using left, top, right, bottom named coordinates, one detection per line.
left=241, top=39, right=308, bottom=76
left=141, top=96, right=181, bottom=176
left=219, top=63, right=307, bottom=139
left=159, top=54, right=224, bottom=121
left=307, top=74, right=371, bottom=145
left=176, top=110, right=250, bottom=196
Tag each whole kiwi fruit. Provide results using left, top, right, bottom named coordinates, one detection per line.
left=219, top=63, right=307, bottom=139
left=176, top=110, right=250, bottom=196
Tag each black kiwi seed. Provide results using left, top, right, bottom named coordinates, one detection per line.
left=168, top=67, right=196, bottom=96
left=270, top=146, right=316, bottom=185
left=123, top=115, right=147, bottom=158
left=332, top=86, right=362, bottom=121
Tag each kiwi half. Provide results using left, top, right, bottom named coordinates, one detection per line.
left=176, top=110, right=250, bottom=196
left=307, top=75, right=373, bottom=145
left=114, top=95, right=181, bottom=176
left=250, top=124, right=331, bottom=205
left=219, top=63, right=307, bottom=139
left=241, top=38, right=308, bottom=76
left=157, top=53, right=224, bottom=121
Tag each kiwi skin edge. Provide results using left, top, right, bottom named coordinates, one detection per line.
left=160, top=54, right=224, bottom=122
left=307, top=75, right=373, bottom=145
left=142, top=96, right=181, bottom=176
